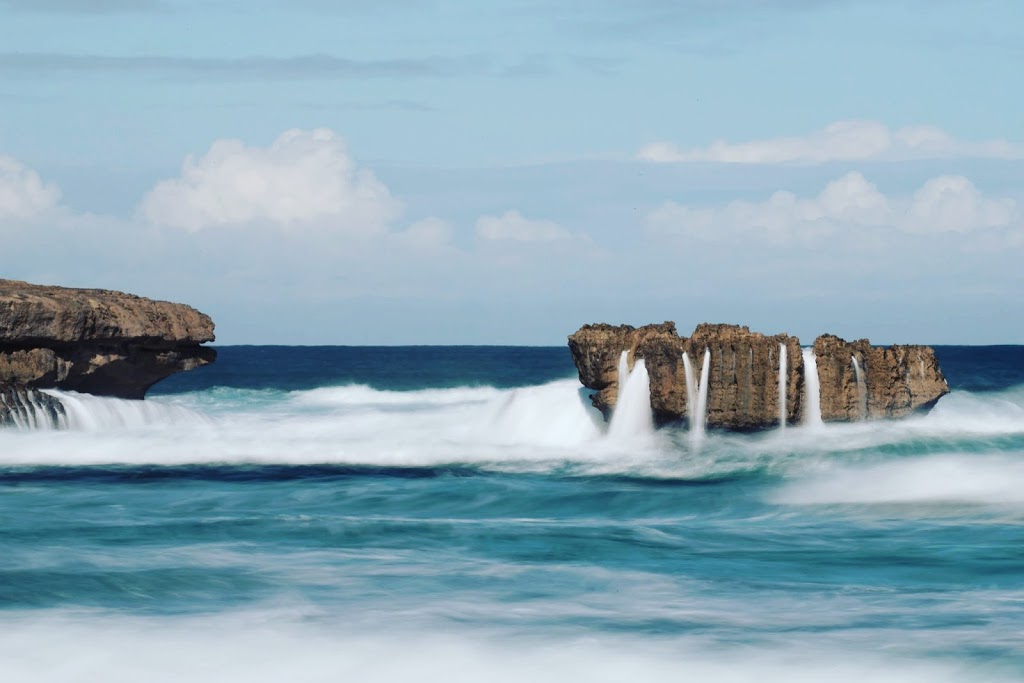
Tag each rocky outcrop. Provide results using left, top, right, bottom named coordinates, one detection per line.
left=569, top=322, right=802, bottom=430
left=568, top=322, right=949, bottom=431
left=814, top=334, right=948, bottom=421
left=0, top=279, right=215, bottom=399
left=568, top=322, right=684, bottom=425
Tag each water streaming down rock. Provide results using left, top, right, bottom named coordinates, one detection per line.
left=569, top=323, right=949, bottom=429
left=683, top=348, right=712, bottom=440
left=681, top=352, right=698, bottom=434
left=802, top=348, right=824, bottom=428
left=46, top=391, right=205, bottom=431
left=778, top=343, right=788, bottom=431
left=0, top=385, right=66, bottom=429
left=851, top=356, right=867, bottom=421
left=607, top=351, right=655, bottom=440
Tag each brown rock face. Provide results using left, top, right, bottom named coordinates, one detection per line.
left=813, top=334, right=948, bottom=422
left=568, top=322, right=802, bottom=430
left=568, top=322, right=949, bottom=432
left=568, top=322, right=683, bottom=424
left=0, top=279, right=216, bottom=399
left=687, top=324, right=803, bottom=431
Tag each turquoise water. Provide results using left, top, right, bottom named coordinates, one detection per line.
left=1, top=346, right=1023, bottom=682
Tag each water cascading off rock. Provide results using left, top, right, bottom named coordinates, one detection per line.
left=567, top=322, right=948, bottom=432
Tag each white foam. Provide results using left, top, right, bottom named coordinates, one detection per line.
left=608, top=352, right=655, bottom=441
left=0, top=611, right=1012, bottom=683
left=0, top=379, right=617, bottom=468
left=42, top=390, right=207, bottom=431
left=1, top=379, right=1022, bottom=478
left=775, top=454, right=1024, bottom=507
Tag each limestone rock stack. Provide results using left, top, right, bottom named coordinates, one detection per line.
left=568, top=322, right=949, bottom=432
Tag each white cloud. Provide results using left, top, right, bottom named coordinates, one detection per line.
left=648, top=171, right=1020, bottom=242
left=906, top=176, right=1017, bottom=234
left=637, top=120, right=1024, bottom=164
left=139, top=128, right=402, bottom=233
left=396, top=216, right=453, bottom=248
left=475, top=210, right=574, bottom=242
left=0, top=155, right=61, bottom=221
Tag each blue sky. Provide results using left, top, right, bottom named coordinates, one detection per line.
left=1, top=0, right=1021, bottom=344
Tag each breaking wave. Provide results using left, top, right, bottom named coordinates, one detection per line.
left=0, top=381, right=1020, bottom=479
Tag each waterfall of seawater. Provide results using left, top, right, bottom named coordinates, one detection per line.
left=681, top=353, right=697, bottom=434
left=682, top=350, right=711, bottom=440
left=1, top=389, right=65, bottom=430
left=778, top=343, right=787, bottom=431
left=0, top=390, right=203, bottom=432
left=608, top=351, right=654, bottom=440
left=802, top=348, right=824, bottom=427
left=851, top=356, right=867, bottom=421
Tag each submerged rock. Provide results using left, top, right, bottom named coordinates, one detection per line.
left=0, top=382, right=66, bottom=428
left=568, top=322, right=949, bottom=431
left=0, top=279, right=215, bottom=399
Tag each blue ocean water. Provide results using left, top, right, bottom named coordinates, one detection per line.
left=2, top=345, right=1024, bottom=682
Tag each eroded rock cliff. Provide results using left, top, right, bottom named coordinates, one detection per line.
left=813, top=334, right=948, bottom=422
left=568, top=322, right=948, bottom=431
left=0, top=279, right=215, bottom=399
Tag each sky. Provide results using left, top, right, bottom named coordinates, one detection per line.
left=0, top=0, right=1021, bottom=345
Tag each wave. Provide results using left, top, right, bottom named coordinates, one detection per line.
left=0, top=610, right=1015, bottom=683
left=774, top=453, right=1024, bottom=507
left=0, top=382, right=1021, bottom=477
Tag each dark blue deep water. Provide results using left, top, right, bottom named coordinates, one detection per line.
left=2, top=345, right=1024, bottom=681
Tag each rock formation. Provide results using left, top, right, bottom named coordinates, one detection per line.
left=0, top=383, right=65, bottom=428
left=813, top=334, right=949, bottom=421
left=0, top=279, right=215, bottom=400
left=568, top=322, right=948, bottom=431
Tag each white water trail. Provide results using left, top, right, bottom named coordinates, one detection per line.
left=852, top=356, right=867, bottom=421
left=42, top=390, right=207, bottom=431
left=778, top=343, right=787, bottom=431
left=775, top=453, right=1024, bottom=508
left=0, top=612, right=1013, bottom=683
left=608, top=351, right=655, bottom=441
left=802, top=348, right=823, bottom=428
left=681, top=352, right=698, bottom=435
left=2, top=389, right=57, bottom=430
left=688, top=350, right=712, bottom=440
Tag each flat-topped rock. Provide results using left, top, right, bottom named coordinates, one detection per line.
left=813, top=334, right=949, bottom=421
left=568, top=322, right=949, bottom=431
left=0, top=279, right=215, bottom=399
left=0, top=279, right=214, bottom=346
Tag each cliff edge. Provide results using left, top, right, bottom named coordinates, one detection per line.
left=0, top=279, right=216, bottom=399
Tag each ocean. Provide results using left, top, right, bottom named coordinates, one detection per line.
left=2, top=344, right=1023, bottom=682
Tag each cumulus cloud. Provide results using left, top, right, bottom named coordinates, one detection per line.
left=475, top=210, right=575, bottom=242
left=0, top=155, right=62, bottom=221
left=648, top=171, right=1020, bottom=243
left=139, top=128, right=402, bottom=233
left=637, top=120, right=1024, bottom=164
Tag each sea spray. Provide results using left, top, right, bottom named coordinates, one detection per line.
left=608, top=351, right=655, bottom=440
left=802, top=348, right=824, bottom=428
